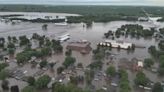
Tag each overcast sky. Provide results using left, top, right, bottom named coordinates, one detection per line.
left=0, top=0, right=164, bottom=6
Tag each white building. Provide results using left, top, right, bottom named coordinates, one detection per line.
left=99, top=40, right=132, bottom=49
left=58, top=33, right=70, bottom=42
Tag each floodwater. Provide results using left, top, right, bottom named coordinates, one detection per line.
left=0, top=20, right=163, bottom=61
left=0, top=12, right=80, bottom=17
left=1, top=13, right=164, bottom=91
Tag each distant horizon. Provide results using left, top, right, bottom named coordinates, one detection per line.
left=0, top=3, right=164, bottom=7
left=0, top=0, right=164, bottom=7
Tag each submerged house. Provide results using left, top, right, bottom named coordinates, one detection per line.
left=66, top=40, right=92, bottom=54
left=131, top=58, right=144, bottom=71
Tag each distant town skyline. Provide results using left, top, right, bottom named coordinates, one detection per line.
left=0, top=0, right=164, bottom=6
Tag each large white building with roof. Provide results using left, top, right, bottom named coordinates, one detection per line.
left=99, top=40, right=132, bottom=49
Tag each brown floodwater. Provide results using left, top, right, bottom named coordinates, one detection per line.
left=1, top=17, right=164, bottom=92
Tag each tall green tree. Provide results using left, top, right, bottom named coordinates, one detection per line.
left=134, top=71, right=149, bottom=86
left=63, top=56, right=76, bottom=68
left=35, top=75, right=51, bottom=89
left=106, top=66, right=116, bottom=77
left=27, top=76, right=35, bottom=86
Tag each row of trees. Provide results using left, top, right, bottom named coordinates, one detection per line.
left=89, top=47, right=106, bottom=70
left=22, top=75, right=51, bottom=92
left=16, top=33, right=63, bottom=65
left=119, top=70, right=131, bottom=92
left=0, top=36, right=18, bottom=56
left=148, top=43, right=164, bottom=76
left=32, top=33, right=63, bottom=52
left=67, top=15, right=138, bottom=24
left=113, top=24, right=155, bottom=39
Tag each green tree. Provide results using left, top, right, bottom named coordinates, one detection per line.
left=32, top=33, right=40, bottom=40
left=158, top=40, right=164, bottom=51
left=35, top=75, right=51, bottom=89
left=70, top=76, right=78, bottom=85
left=57, top=66, right=64, bottom=74
left=1, top=80, right=9, bottom=91
left=42, top=24, right=48, bottom=30
left=16, top=52, right=30, bottom=64
left=19, top=35, right=30, bottom=46
left=106, top=66, right=116, bottom=77
left=8, top=36, right=11, bottom=42
left=39, top=60, right=48, bottom=68
left=148, top=46, right=157, bottom=57
left=21, top=86, right=36, bottom=92
left=119, top=69, right=131, bottom=92
left=27, top=76, right=35, bottom=86
left=158, top=55, right=164, bottom=76
left=8, top=48, right=15, bottom=55
left=52, top=40, right=63, bottom=53
left=7, top=42, right=16, bottom=55
left=89, top=61, right=103, bottom=70
left=12, top=36, right=18, bottom=43
left=158, top=68, right=164, bottom=76
left=0, top=70, right=9, bottom=80
left=152, top=82, right=163, bottom=92
left=45, top=38, right=51, bottom=47
left=144, top=58, right=154, bottom=68
left=38, top=37, right=45, bottom=47
left=0, top=37, right=5, bottom=48
left=0, top=63, right=8, bottom=72
left=49, top=62, right=55, bottom=70
left=131, top=44, right=135, bottom=51
left=7, top=42, right=15, bottom=48
left=40, top=47, right=52, bottom=57
left=77, top=63, right=83, bottom=68
left=63, top=56, right=76, bottom=68
left=65, top=49, right=72, bottom=56
left=52, top=82, right=89, bottom=92
left=85, top=70, right=94, bottom=85
left=134, top=71, right=149, bottom=86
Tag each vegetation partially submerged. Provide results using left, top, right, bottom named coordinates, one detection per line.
left=9, top=18, right=66, bottom=23
left=1, top=5, right=164, bottom=23
left=104, top=24, right=155, bottom=39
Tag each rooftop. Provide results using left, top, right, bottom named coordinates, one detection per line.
left=67, top=41, right=90, bottom=48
